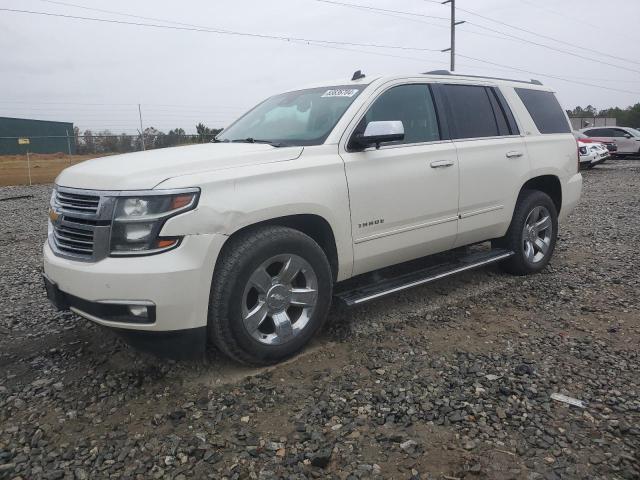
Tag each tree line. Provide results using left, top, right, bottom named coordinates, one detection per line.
left=567, top=103, right=640, bottom=128
left=74, top=123, right=223, bottom=154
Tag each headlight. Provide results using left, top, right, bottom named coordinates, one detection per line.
left=110, top=189, right=199, bottom=255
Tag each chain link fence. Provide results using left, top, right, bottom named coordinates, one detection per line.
left=0, top=133, right=221, bottom=187
left=0, top=133, right=219, bottom=156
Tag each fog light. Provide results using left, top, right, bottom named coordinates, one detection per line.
left=128, top=305, right=148, bottom=317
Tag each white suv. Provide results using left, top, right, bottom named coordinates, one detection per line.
left=43, top=71, right=582, bottom=365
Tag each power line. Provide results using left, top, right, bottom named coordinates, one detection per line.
left=0, top=8, right=443, bottom=53
left=461, top=22, right=640, bottom=75
left=456, top=54, right=640, bottom=95
left=2, top=4, right=638, bottom=97
left=424, top=0, right=640, bottom=67
left=315, top=0, right=535, bottom=46
left=314, top=0, right=448, bottom=21
left=0, top=100, right=246, bottom=109
left=312, top=0, right=640, bottom=74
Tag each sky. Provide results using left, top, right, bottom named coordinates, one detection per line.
left=1, top=0, right=639, bottom=134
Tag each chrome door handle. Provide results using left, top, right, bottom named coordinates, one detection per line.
left=430, top=160, right=454, bottom=168
left=506, top=151, right=524, bottom=158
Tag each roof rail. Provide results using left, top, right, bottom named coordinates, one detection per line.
left=422, top=70, right=543, bottom=86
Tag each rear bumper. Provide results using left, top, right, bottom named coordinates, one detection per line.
left=43, top=233, right=227, bottom=333
left=559, top=173, right=582, bottom=223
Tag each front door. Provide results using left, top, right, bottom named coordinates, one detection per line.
left=340, top=83, right=459, bottom=276
left=611, top=128, right=638, bottom=153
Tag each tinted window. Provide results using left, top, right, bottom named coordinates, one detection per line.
left=358, top=84, right=440, bottom=145
left=585, top=128, right=613, bottom=137
left=441, top=85, right=500, bottom=139
left=613, top=129, right=631, bottom=137
left=515, top=88, right=571, bottom=134
left=492, top=87, right=519, bottom=135
left=487, top=90, right=509, bottom=135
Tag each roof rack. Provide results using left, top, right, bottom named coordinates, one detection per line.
left=422, top=70, right=543, bottom=86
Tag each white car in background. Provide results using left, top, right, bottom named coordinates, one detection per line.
left=580, top=126, right=640, bottom=156
left=577, top=140, right=609, bottom=168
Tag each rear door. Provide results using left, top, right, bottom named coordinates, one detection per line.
left=340, top=82, right=459, bottom=275
left=436, top=83, right=529, bottom=247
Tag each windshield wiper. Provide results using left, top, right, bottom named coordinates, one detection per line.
left=231, top=138, right=287, bottom=147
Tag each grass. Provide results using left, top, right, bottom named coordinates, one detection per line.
left=0, top=153, right=111, bottom=187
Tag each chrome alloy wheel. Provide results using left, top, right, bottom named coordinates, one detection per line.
left=241, top=254, right=318, bottom=346
left=522, top=206, right=553, bottom=264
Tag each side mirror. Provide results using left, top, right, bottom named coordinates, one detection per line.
left=624, top=134, right=632, bottom=139
left=352, top=121, right=404, bottom=150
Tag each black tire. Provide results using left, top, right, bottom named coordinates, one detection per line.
left=208, top=226, right=333, bottom=365
left=493, top=190, right=558, bottom=275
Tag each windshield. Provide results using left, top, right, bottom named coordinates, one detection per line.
left=217, top=86, right=365, bottom=146
left=627, top=128, right=640, bottom=137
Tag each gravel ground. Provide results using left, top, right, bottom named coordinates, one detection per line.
left=1, top=160, right=639, bottom=480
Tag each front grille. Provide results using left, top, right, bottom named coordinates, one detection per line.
left=54, top=190, right=100, bottom=214
left=49, top=187, right=114, bottom=262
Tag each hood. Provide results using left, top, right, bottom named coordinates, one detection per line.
left=55, top=143, right=304, bottom=190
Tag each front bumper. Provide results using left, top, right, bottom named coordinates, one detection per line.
left=43, top=233, right=227, bottom=333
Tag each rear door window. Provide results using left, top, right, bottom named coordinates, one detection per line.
left=440, top=84, right=501, bottom=139
left=515, top=88, right=571, bottom=134
left=441, top=85, right=517, bottom=139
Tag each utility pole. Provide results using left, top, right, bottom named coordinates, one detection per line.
left=138, top=103, right=146, bottom=151
left=441, top=0, right=465, bottom=72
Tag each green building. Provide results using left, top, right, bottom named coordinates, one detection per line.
left=0, top=117, right=75, bottom=155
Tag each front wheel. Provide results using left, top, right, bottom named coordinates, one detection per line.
left=208, top=226, right=333, bottom=365
left=493, top=190, right=558, bottom=275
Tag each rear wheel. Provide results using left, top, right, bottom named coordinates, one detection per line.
left=208, top=226, right=332, bottom=365
left=493, top=190, right=558, bottom=275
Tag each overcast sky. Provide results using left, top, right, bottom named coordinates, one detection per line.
left=1, top=0, right=639, bottom=134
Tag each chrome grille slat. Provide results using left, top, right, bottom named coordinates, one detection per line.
left=54, top=190, right=101, bottom=215
left=56, top=203, right=99, bottom=212
left=57, top=224, right=94, bottom=237
left=57, top=192, right=99, bottom=201
left=53, top=231, right=94, bottom=246
left=55, top=243, right=94, bottom=254
left=57, top=196, right=99, bottom=206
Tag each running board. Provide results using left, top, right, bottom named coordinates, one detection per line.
left=335, top=249, right=514, bottom=307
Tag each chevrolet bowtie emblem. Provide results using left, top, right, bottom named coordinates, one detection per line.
left=49, top=209, right=59, bottom=222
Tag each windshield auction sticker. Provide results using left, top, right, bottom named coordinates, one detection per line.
left=321, top=89, right=359, bottom=98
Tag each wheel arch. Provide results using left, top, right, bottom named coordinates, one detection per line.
left=519, top=175, right=562, bottom=214
left=224, top=214, right=340, bottom=281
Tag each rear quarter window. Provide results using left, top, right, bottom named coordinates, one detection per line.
left=515, top=88, right=571, bottom=134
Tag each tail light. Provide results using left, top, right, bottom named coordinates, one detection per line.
left=576, top=142, right=580, bottom=172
